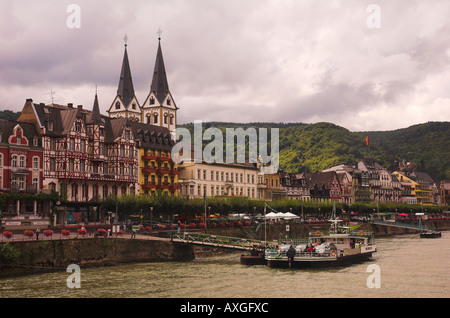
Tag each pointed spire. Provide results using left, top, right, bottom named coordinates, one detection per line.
left=117, top=39, right=135, bottom=107
left=90, top=92, right=104, bottom=124
left=150, top=35, right=170, bottom=104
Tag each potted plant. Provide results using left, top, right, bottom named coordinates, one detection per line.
left=77, top=228, right=87, bottom=236
left=43, top=230, right=54, bottom=237
left=3, top=231, right=13, bottom=239
left=61, top=229, right=71, bottom=237
left=24, top=230, right=34, bottom=238
left=97, top=228, right=107, bottom=237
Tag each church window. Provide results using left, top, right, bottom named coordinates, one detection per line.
left=115, top=102, right=120, bottom=109
left=154, top=114, right=158, bottom=124
left=150, top=97, right=155, bottom=105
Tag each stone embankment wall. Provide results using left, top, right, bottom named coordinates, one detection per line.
left=0, top=238, right=194, bottom=277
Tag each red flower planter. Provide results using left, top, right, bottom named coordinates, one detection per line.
left=61, top=230, right=71, bottom=237
left=3, top=231, right=13, bottom=239
left=198, top=223, right=206, bottom=229
left=189, top=223, right=197, bottom=229
left=24, top=230, right=34, bottom=238
left=43, top=230, right=54, bottom=237
left=210, top=222, right=217, bottom=228
left=77, top=229, right=87, bottom=236
left=97, top=229, right=107, bottom=237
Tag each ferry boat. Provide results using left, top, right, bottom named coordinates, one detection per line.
left=420, top=230, right=441, bottom=238
left=265, top=219, right=377, bottom=268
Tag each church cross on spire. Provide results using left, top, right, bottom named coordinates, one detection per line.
left=157, top=28, right=163, bottom=41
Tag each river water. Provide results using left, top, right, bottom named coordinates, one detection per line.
left=0, top=232, right=449, bottom=298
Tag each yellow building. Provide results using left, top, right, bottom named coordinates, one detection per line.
left=129, top=122, right=179, bottom=197
left=393, top=171, right=433, bottom=205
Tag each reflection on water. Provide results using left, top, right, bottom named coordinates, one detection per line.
left=0, top=232, right=449, bottom=298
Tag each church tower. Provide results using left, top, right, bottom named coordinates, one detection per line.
left=141, top=33, right=178, bottom=134
left=107, top=36, right=141, bottom=121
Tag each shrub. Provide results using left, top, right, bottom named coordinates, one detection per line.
left=0, top=242, right=21, bottom=265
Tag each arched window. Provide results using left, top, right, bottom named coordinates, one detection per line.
left=153, top=113, right=158, bottom=124
left=115, top=101, right=120, bottom=109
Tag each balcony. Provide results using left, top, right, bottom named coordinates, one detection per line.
left=142, top=153, right=158, bottom=161
left=157, top=155, right=171, bottom=162
left=158, top=168, right=171, bottom=174
left=157, top=182, right=170, bottom=189
left=142, top=182, right=157, bottom=189
left=11, top=167, right=30, bottom=175
left=142, top=167, right=158, bottom=174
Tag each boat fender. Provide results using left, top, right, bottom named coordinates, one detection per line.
left=359, top=230, right=365, bottom=236
left=316, top=230, right=321, bottom=236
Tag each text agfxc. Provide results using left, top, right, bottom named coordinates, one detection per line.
left=180, top=302, right=269, bottom=315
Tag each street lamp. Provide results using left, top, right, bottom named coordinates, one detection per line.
left=150, top=207, right=153, bottom=231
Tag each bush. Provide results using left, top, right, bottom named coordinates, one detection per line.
left=0, top=242, right=21, bottom=265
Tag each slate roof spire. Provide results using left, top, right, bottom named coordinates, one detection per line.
left=90, top=92, right=104, bottom=124
left=117, top=39, right=135, bottom=107
left=150, top=33, right=170, bottom=104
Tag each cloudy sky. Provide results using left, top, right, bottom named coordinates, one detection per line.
left=1, top=0, right=450, bottom=131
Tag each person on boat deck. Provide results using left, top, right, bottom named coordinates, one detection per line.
left=350, top=239, right=355, bottom=249
left=307, top=244, right=315, bottom=253
left=287, top=245, right=296, bottom=261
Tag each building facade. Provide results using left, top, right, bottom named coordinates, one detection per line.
left=178, top=162, right=258, bottom=199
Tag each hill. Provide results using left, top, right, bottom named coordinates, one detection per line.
left=178, top=121, right=450, bottom=181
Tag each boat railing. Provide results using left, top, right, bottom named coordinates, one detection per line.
left=265, top=249, right=336, bottom=259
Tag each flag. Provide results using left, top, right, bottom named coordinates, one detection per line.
left=366, top=136, right=369, bottom=146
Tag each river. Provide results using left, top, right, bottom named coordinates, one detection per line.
left=0, top=232, right=448, bottom=298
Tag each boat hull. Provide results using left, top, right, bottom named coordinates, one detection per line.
left=240, top=253, right=267, bottom=266
left=266, top=252, right=374, bottom=269
left=420, top=232, right=441, bottom=238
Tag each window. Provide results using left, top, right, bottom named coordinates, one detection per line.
left=48, top=121, right=54, bottom=131
left=32, top=178, right=38, bottom=189
left=197, top=169, right=201, bottom=179
left=18, top=177, right=25, bottom=190
left=170, top=116, right=173, bottom=125
left=80, top=140, right=86, bottom=153
left=132, top=103, right=136, bottom=110
left=19, top=156, right=25, bottom=168
left=115, top=102, right=120, bottom=109
left=103, top=185, right=108, bottom=198
left=153, top=114, right=158, bottom=124
left=120, top=145, right=125, bottom=156
left=50, top=158, right=55, bottom=171
left=167, top=98, right=171, bottom=106
left=150, top=97, right=155, bottom=105
left=80, top=160, right=85, bottom=172
left=69, top=159, right=74, bottom=172
left=0, top=154, right=2, bottom=167
left=164, top=114, right=168, bottom=124
left=33, top=157, right=39, bottom=169
left=33, top=136, right=39, bottom=147
left=50, top=139, right=56, bottom=151
left=69, top=139, right=75, bottom=151
left=75, top=122, right=81, bottom=132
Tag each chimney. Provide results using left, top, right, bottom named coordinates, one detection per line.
left=68, top=103, right=73, bottom=108
left=77, top=105, right=83, bottom=110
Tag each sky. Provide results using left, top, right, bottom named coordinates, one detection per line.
left=1, top=0, right=450, bottom=132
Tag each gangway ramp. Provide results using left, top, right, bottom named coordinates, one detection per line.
left=369, top=219, right=422, bottom=231
left=172, top=232, right=265, bottom=251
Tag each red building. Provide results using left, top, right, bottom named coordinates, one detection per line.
left=0, top=119, right=52, bottom=228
